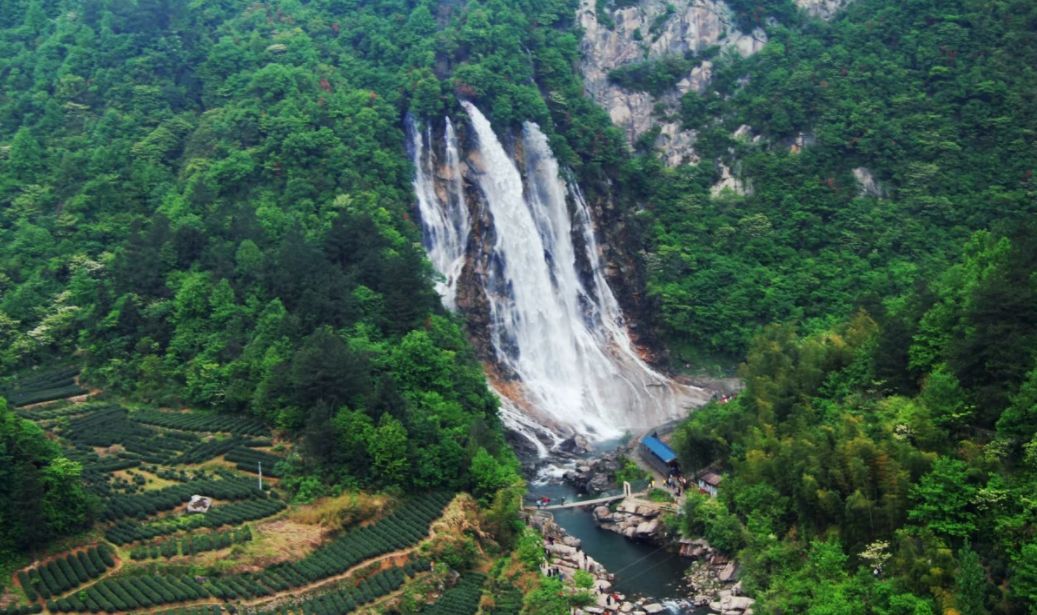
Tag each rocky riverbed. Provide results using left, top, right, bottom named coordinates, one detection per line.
left=593, top=499, right=667, bottom=541
left=592, top=501, right=755, bottom=614
left=527, top=510, right=696, bottom=615
left=562, top=447, right=622, bottom=493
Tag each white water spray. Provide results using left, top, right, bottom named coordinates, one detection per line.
left=411, top=118, right=469, bottom=310
left=411, top=104, right=708, bottom=447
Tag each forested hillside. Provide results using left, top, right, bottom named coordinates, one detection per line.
left=1, top=0, right=602, bottom=501
left=601, top=0, right=1037, bottom=611
left=633, top=0, right=1037, bottom=362
left=672, top=226, right=1037, bottom=612
left=2, top=0, right=1036, bottom=613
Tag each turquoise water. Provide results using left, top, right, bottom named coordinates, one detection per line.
left=529, top=482, right=695, bottom=606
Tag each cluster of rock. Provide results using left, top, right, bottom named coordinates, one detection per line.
left=562, top=448, right=621, bottom=493
left=681, top=539, right=755, bottom=614
left=576, top=0, right=856, bottom=175
left=526, top=511, right=682, bottom=615
left=592, top=499, right=666, bottom=541
left=578, top=0, right=766, bottom=166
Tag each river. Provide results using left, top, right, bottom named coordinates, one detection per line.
left=531, top=481, right=693, bottom=600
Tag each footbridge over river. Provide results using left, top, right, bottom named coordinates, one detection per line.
left=525, top=482, right=647, bottom=511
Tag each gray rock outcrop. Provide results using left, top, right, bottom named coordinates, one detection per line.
left=578, top=0, right=766, bottom=165
left=593, top=498, right=668, bottom=541
left=795, top=0, right=852, bottom=20
left=563, top=449, right=622, bottom=493
left=578, top=0, right=854, bottom=165
left=852, top=166, right=886, bottom=198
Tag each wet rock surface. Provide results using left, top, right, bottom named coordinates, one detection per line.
left=562, top=449, right=623, bottom=493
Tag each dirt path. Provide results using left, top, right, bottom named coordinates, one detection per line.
left=125, top=520, right=444, bottom=615
left=12, top=531, right=426, bottom=615
left=242, top=548, right=416, bottom=611
left=127, top=544, right=423, bottom=615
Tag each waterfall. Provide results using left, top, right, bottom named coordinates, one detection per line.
left=410, top=104, right=707, bottom=447
left=410, top=117, right=469, bottom=310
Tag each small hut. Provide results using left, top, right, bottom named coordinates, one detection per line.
left=695, top=471, right=723, bottom=497
left=639, top=434, right=679, bottom=476
left=187, top=495, right=212, bottom=513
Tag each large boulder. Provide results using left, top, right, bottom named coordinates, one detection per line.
left=589, top=472, right=612, bottom=492
left=717, top=562, right=737, bottom=582
left=634, top=503, right=661, bottom=517
left=558, top=434, right=590, bottom=454
left=547, top=543, right=577, bottom=558
left=616, top=500, right=639, bottom=514
left=635, top=518, right=661, bottom=537
left=721, top=596, right=755, bottom=613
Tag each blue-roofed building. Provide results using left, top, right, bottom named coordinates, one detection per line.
left=639, top=433, right=679, bottom=475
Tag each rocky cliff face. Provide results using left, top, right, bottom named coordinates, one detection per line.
left=795, top=0, right=853, bottom=20
left=578, top=0, right=852, bottom=165
left=578, top=0, right=765, bottom=166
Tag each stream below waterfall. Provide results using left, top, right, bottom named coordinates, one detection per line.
left=526, top=439, right=704, bottom=613
left=531, top=481, right=693, bottom=601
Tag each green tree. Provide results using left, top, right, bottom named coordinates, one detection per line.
left=1011, top=543, right=1037, bottom=614
left=0, top=398, right=96, bottom=553
left=683, top=491, right=746, bottom=553
left=521, top=577, right=568, bottom=615
left=368, top=414, right=409, bottom=487
left=997, top=366, right=1037, bottom=456
left=920, top=364, right=973, bottom=430
left=39, top=457, right=93, bottom=536
left=908, top=457, right=978, bottom=540
left=954, top=546, right=990, bottom=615
left=469, top=447, right=516, bottom=505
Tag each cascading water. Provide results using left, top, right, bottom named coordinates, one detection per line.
left=410, top=118, right=469, bottom=310
left=410, top=104, right=708, bottom=450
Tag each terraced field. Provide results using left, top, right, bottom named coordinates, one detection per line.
left=2, top=370, right=460, bottom=615
left=2, top=365, right=86, bottom=407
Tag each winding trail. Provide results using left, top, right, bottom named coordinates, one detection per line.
left=131, top=521, right=443, bottom=615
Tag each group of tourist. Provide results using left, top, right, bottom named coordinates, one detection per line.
left=532, top=495, right=566, bottom=509
left=665, top=473, right=687, bottom=497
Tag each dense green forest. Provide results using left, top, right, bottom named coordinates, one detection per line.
left=2, top=0, right=1036, bottom=612
left=0, top=397, right=96, bottom=555
left=636, top=0, right=1037, bottom=362
left=0, top=0, right=591, bottom=506
left=673, top=226, right=1037, bottom=612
